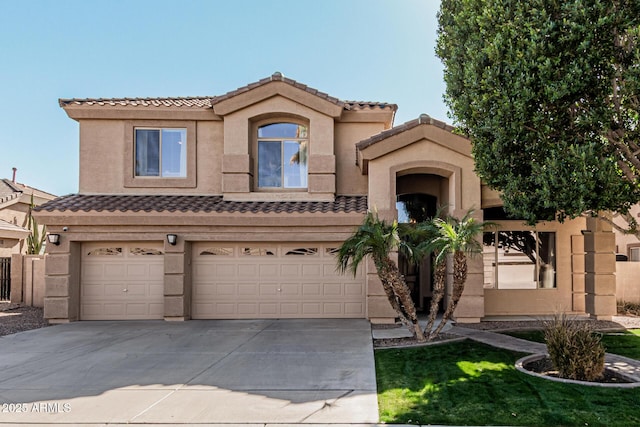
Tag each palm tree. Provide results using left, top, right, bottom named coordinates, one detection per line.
left=421, top=210, right=486, bottom=340
left=337, top=212, right=426, bottom=342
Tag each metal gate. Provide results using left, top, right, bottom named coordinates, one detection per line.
left=0, top=257, right=10, bottom=301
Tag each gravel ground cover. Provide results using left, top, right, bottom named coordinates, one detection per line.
left=0, top=302, right=49, bottom=336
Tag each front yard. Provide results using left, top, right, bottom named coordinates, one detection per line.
left=375, top=339, right=640, bottom=426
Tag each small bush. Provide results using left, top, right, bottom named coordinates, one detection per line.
left=618, top=300, right=640, bottom=316
left=543, top=313, right=605, bottom=382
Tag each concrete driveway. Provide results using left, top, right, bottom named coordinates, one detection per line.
left=0, top=319, right=378, bottom=424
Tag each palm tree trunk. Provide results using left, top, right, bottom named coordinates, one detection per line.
left=424, top=255, right=446, bottom=340
left=431, top=250, right=467, bottom=339
left=375, top=256, right=426, bottom=342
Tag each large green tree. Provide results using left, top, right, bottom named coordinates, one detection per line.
left=437, top=0, right=640, bottom=229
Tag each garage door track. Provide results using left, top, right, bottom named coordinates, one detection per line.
left=0, top=319, right=378, bottom=424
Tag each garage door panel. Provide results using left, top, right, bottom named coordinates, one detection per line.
left=280, top=303, right=300, bottom=315
left=259, top=264, right=278, bottom=276
left=302, top=264, right=321, bottom=276
left=280, top=283, right=300, bottom=296
left=192, top=243, right=365, bottom=319
left=81, top=243, right=164, bottom=320
left=302, top=303, right=321, bottom=315
left=238, top=265, right=258, bottom=277
left=259, top=283, right=278, bottom=295
left=259, top=303, right=279, bottom=315
left=345, top=283, right=364, bottom=295
left=238, top=283, right=257, bottom=296
left=280, top=264, right=299, bottom=277
left=323, top=303, right=342, bottom=315
left=345, top=302, right=364, bottom=315
left=149, top=264, right=164, bottom=277
left=215, top=264, right=236, bottom=277
left=216, top=283, right=236, bottom=296
left=302, top=283, right=321, bottom=295
left=104, top=264, right=127, bottom=279
left=323, top=283, right=342, bottom=296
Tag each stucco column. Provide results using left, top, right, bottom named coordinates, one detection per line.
left=44, top=239, right=80, bottom=323
left=452, top=210, right=485, bottom=323
left=164, top=238, right=191, bottom=321
left=9, top=253, right=23, bottom=304
left=365, top=256, right=396, bottom=324
left=583, top=217, right=616, bottom=320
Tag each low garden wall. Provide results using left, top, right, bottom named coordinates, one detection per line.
left=10, top=254, right=45, bottom=307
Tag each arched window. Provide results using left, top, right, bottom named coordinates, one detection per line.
left=257, top=123, right=308, bottom=189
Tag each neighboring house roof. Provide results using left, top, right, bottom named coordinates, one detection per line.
left=0, top=179, right=57, bottom=209
left=35, top=194, right=367, bottom=214
left=59, top=72, right=397, bottom=114
left=0, top=218, right=30, bottom=240
left=0, top=179, right=22, bottom=205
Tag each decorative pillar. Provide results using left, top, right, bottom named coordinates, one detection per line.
left=453, top=209, right=485, bottom=323
left=164, top=238, right=191, bottom=321
left=583, top=217, right=616, bottom=320
left=44, top=239, right=80, bottom=323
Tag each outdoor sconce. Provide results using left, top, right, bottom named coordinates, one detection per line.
left=47, top=234, right=60, bottom=246
left=166, top=234, right=178, bottom=246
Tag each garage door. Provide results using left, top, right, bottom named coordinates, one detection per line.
left=192, top=243, right=365, bottom=319
left=81, top=243, right=164, bottom=320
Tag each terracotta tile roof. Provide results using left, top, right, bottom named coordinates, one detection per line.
left=344, top=101, right=398, bottom=111
left=356, top=114, right=461, bottom=150
left=59, top=97, right=213, bottom=108
left=35, top=194, right=368, bottom=214
left=58, top=73, right=397, bottom=112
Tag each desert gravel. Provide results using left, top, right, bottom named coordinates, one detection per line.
left=0, top=303, right=49, bottom=336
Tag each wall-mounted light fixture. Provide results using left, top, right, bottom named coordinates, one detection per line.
left=166, top=234, right=178, bottom=246
left=47, top=234, right=60, bottom=246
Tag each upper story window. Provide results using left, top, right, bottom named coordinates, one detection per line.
left=135, top=128, right=187, bottom=177
left=257, top=123, right=308, bottom=189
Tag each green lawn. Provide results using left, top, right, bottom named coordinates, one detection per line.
left=506, top=329, right=640, bottom=360
left=375, top=340, right=640, bottom=426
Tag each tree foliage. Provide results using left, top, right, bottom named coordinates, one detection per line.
left=437, top=0, right=640, bottom=224
left=337, top=212, right=427, bottom=341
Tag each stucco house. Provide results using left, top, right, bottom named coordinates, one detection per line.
left=35, top=73, right=617, bottom=324
left=0, top=175, right=55, bottom=258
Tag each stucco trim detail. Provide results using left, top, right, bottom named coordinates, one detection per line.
left=389, top=160, right=463, bottom=214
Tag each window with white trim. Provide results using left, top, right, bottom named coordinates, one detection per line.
left=135, top=128, right=187, bottom=177
left=257, top=123, right=308, bottom=189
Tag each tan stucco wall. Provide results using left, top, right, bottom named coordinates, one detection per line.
left=74, top=97, right=386, bottom=198
left=616, top=261, right=640, bottom=303
left=335, top=122, right=384, bottom=196
left=78, top=119, right=224, bottom=195
left=366, top=138, right=480, bottom=219
left=483, top=217, right=586, bottom=317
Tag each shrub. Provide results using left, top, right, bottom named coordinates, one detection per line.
left=543, top=313, right=605, bottom=382
left=618, top=300, right=640, bottom=316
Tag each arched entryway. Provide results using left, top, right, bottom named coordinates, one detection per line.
left=396, top=173, right=447, bottom=312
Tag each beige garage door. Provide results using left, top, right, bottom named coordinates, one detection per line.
left=81, top=243, right=164, bottom=320
left=192, top=243, right=365, bottom=319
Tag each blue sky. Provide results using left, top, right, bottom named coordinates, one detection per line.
left=0, top=0, right=447, bottom=196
